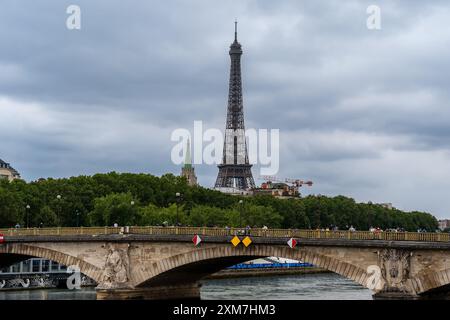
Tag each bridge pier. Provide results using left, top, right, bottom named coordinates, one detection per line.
left=96, top=283, right=202, bottom=300
left=372, top=291, right=420, bottom=300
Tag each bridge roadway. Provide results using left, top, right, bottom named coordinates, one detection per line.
left=1, top=227, right=450, bottom=299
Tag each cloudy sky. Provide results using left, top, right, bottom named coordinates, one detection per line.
left=1, top=1, right=449, bottom=218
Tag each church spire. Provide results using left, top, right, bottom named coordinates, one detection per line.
left=181, top=137, right=197, bottom=186
left=184, top=137, right=192, bottom=169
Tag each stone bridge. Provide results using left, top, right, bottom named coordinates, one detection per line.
left=1, top=227, right=450, bottom=299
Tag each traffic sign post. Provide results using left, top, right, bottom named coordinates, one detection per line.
left=242, top=236, right=252, bottom=247
left=231, top=236, right=241, bottom=247
left=287, top=238, right=297, bottom=248
left=192, top=234, right=202, bottom=246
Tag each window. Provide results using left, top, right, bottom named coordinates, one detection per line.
left=32, top=259, right=41, bottom=272
left=50, top=261, right=60, bottom=272
left=11, top=263, right=21, bottom=273
left=42, top=260, right=50, bottom=272
left=22, top=260, right=31, bottom=273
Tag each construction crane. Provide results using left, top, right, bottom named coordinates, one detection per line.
left=259, top=175, right=282, bottom=183
left=285, top=178, right=313, bottom=187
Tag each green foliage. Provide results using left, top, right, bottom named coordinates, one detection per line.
left=0, top=172, right=439, bottom=231
left=239, top=203, right=283, bottom=228
left=139, top=204, right=188, bottom=226
left=37, top=206, right=59, bottom=227
left=0, top=185, right=24, bottom=227
left=88, top=192, right=139, bottom=226
left=189, top=205, right=231, bottom=227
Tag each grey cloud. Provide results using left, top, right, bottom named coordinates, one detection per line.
left=1, top=0, right=450, bottom=218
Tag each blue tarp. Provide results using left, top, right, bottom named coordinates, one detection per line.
left=227, top=262, right=314, bottom=270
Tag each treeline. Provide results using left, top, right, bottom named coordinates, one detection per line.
left=0, top=172, right=438, bottom=231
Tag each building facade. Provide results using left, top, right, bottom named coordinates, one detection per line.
left=0, top=258, right=96, bottom=290
left=253, top=182, right=300, bottom=198
left=0, top=159, right=21, bottom=181
left=438, top=219, right=450, bottom=231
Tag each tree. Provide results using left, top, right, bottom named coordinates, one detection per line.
left=241, top=204, right=283, bottom=228
left=0, top=187, right=23, bottom=227
left=188, top=205, right=229, bottom=227
left=88, top=192, right=139, bottom=226
left=0, top=172, right=439, bottom=230
left=36, top=206, right=59, bottom=227
left=139, top=203, right=188, bottom=226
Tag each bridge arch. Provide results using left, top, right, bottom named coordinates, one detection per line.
left=135, top=245, right=370, bottom=290
left=0, top=243, right=103, bottom=283
left=411, top=268, right=450, bottom=295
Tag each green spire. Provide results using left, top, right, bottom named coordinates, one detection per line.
left=184, top=138, right=192, bottom=169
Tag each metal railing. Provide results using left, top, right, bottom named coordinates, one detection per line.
left=0, top=227, right=121, bottom=237
left=0, top=226, right=449, bottom=242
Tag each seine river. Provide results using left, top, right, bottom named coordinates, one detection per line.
left=0, top=273, right=372, bottom=300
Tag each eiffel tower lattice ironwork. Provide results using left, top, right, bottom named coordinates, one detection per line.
left=215, top=22, right=256, bottom=190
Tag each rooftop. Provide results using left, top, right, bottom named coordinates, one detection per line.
left=0, top=158, right=21, bottom=177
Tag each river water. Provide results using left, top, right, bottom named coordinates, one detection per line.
left=0, top=273, right=373, bottom=300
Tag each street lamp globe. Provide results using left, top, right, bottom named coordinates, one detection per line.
left=56, top=195, right=61, bottom=200
left=25, top=205, right=31, bottom=228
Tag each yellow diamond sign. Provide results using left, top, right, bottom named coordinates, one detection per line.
left=242, top=236, right=252, bottom=247
left=231, top=236, right=241, bottom=247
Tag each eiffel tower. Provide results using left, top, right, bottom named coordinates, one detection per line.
left=215, top=22, right=256, bottom=190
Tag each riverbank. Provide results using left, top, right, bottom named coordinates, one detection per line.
left=206, top=266, right=329, bottom=279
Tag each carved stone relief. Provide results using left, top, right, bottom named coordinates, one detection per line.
left=97, top=243, right=131, bottom=289
left=378, top=248, right=412, bottom=293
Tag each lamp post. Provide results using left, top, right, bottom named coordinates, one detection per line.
left=76, top=210, right=80, bottom=227
left=239, top=200, right=243, bottom=227
left=56, top=194, right=62, bottom=223
left=26, top=205, right=30, bottom=228
left=175, top=192, right=181, bottom=227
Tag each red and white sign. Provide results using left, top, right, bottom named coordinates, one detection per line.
left=0, top=234, right=4, bottom=244
left=192, top=234, right=202, bottom=246
left=287, top=238, right=297, bottom=248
